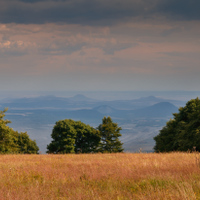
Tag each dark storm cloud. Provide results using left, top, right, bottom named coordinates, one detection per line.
left=18, top=0, right=46, bottom=2
left=0, top=0, right=145, bottom=25
left=0, top=0, right=200, bottom=25
left=158, top=0, right=200, bottom=20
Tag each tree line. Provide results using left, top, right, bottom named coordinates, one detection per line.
left=1, top=97, right=200, bottom=154
left=0, top=108, right=123, bottom=154
left=47, top=116, right=123, bottom=154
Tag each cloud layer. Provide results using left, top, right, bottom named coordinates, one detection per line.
left=0, top=0, right=200, bottom=91
left=0, top=0, right=200, bottom=25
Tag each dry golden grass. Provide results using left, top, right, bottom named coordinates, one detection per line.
left=0, top=153, right=200, bottom=199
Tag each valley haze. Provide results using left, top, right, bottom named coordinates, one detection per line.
left=0, top=90, right=199, bottom=153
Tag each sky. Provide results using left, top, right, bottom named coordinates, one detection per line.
left=0, top=0, right=200, bottom=91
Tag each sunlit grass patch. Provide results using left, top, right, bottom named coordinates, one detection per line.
left=0, top=153, right=200, bottom=199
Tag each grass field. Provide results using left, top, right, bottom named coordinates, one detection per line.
left=0, top=153, right=200, bottom=200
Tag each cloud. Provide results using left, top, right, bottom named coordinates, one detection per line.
left=157, top=0, right=200, bottom=21
left=0, top=1, right=199, bottom=92
left=0, top=0, right=200, bottom=25
left=0, top=21, right=199, bottom=74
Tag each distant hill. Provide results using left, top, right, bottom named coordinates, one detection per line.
left=68, top=94, right=96, bottom=102
left=93, top=102, right=178, bottom=119
left=0, top=95, right=98, bottom=110
left=128, top=102, right=178, bottom=118
left=138, top=95, right=165, bottom=102
left=100, top=96, right=184, bottom=110
left=93, top=105, right=117, bottom=115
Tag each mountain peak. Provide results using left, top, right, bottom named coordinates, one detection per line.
left=93, top=105, right=116, bottom=114
left=133, top=101, right=178, bottom=118
left=151, top=102, right=177, bottom=109
left=139, top=96, right=161, bottom=101
left=69, top=94, right=92, bottom=101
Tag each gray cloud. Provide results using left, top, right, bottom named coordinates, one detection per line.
left=39, top=42, right=87, bottom=55
left=159, top=51, right=184, bottom=57
left=0, top=0, right=199, bottom=25
left=160, top=27, right=181, bottom=37
left=102, top=43, right=134, bottom=55
left=158, top=0, right=200, bottom=21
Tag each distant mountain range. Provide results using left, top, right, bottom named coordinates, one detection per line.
left=0, top=95, right=180, bottom=121
left=0, top=94, right=184, bottom=110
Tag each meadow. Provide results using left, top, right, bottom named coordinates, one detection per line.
left=0, top=153, right=200, bottom=200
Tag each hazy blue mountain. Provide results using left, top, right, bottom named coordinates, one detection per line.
left=97, top=96, right=184, bottom=110
left=137, top=96, right=185, bottom=107
left=1, top=95, right=69, bottom=109
left=92, top=102, right=178, bottom=120
left=68, top=94, right=97, bottom=102
left=93, top=105, right=117, bottom=115
left=0, top=95, right=185, bottom=111
left=0, top=95, right=99, bottom=110
left=127, top=102, right=178, bottom=119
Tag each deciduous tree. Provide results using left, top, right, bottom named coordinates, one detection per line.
left=154, top=98, right=200, bottom=152
left=0, top=108, right=39, bottom=154
left=47, top=119, right=101, bottom=154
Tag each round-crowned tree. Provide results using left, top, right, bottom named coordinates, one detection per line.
left=154, top=98, right=200, bottom=152
left=46, top=119, right=101, bottom=154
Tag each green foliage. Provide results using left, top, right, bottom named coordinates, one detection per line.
left=0, top=108, right=39, bottom=154
left=46, top=119, right=101, bottom=154
left=47, top=119, right=77, bottom=154
left=47, top=117, right=124, bottom=154
left=154, top=98, right=200, bottom=152
left=74, top=121, right=101, bottom=153
left=97, top=116, right=124, bottom=153
left=17, top=132, right=39, bottom=154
